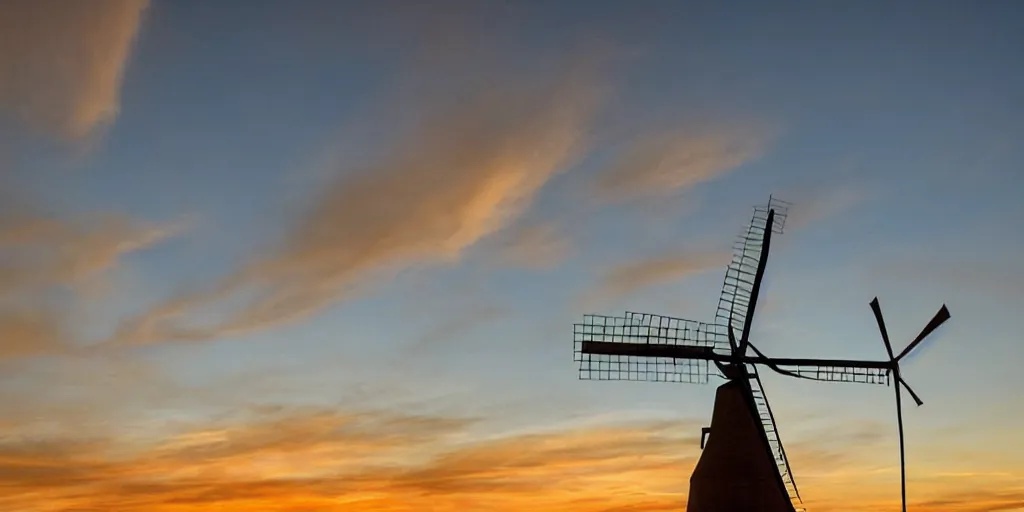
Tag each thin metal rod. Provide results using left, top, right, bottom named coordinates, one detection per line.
left=746, top=341, right=838, bottom=383
left=738, top=209, right=775, bottom=356
left=894, top=371, right=907, bottom=512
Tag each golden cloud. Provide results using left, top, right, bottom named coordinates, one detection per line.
left=0, top=209, right=187, bottom=359
left=0, top=410, right=696, bottom=511
left=592, top=124, right=771, bottom=202
left=107, top=58, right=607, bottom=346
left=592, top=250, right=731, bottom=302
left=0, top=405, right=1018, bottom=512
left=0, top=0, right=148, bottom=138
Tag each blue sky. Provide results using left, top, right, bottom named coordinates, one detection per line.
left=1, top=1, right=1022, bottom=510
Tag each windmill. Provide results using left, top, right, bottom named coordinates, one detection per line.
left=572, top=196, right=950, bottom=512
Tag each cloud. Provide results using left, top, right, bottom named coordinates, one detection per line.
left=0, top=351, right=198, bottom=439
left=378, top=420, right=696, bottom=497
left=0, top=309, right=67, bottom=360
left=782, top=182, right=872, bottom=230
left=0, top=405, right=1019, bottom=512
left=413, top=304, right=507, bottom=350
left=107, top=56, right=608, bottom=346
left=591, top=250, right=730, bottom=302
left=592, top=123, right=771, bottom=202
left=489, top=220, right=573, bottom=269
left=0, top=0, right=148, bottom=139
left=913, top=490, right=1024, bottom=512
left=0, top=211, right=188, bottom=291
left=0, top=411, right=696, bottom=512
left=0, top=209, right=187, bottom=359
left=870, top=255, right=1024, bottom=304
left=771, top=420, right=1024, bottom=512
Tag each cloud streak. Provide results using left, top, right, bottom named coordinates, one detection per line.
left=0, top=405, right=1018, bottom=512
left=0, top=0, right=148, bottom=139
left=0, top=409, right=695, bottom=511
left=489, top=220, right=573, bottom=270
left=592, top=250, right=730, bottom=301
left=0, top=208, right=187, bottom=359
left=108, top=53, right=608, bottom=346
left=592, top=123, right=771, bottom=202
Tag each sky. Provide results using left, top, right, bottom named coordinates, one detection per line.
left=0, top=0, right=1022, bottom=511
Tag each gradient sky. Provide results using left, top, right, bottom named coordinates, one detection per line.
left=1, top=1, right=1022, bottom=511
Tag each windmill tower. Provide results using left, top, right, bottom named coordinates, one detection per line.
left=573, top=197, right=950, bottom=512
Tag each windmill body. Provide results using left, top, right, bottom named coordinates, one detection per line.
left=571, top=196, right=951, bottom=512
left=688, top=380, right=795, bottom=512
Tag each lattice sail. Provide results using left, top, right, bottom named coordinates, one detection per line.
left=770, top=363, right=890, bottom=385
left=573, top=313, right=726, bottom=384
left=747, top=364, right=803, bottom=507
left=625, top=311, right=731, bottom=353
left=716, top=196, right=791, bottom=338
left=575, top=318, right=893, bottom=385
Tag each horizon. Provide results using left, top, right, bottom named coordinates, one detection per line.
left=1, top=1, right=1022, bottom=511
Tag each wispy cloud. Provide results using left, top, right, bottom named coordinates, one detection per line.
left=488, top=220, right=573, bottom=270
left=0, top=405, right=1017, bottom=512
left=0, top=0, right=148, bottom=139
left=590, top=250, right=730, bottom=303
left=913, top=490, right=1024, bottom=512
left=0, top=208, right=187, bottom=359
left=107, top=52, right=609, bottom=346
left=869, top=255, right=1024, bottom=303
left=0, top=211, right=188, bottom=291
left=413, top=304, right=507, bottom=350
left=782, top=179, right=873, bottom=230
left=592, top=123, right=771, bottom=202
left=0, top=410, right=695, bottom=511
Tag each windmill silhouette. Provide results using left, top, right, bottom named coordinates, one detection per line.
left=573, top=196, right=950, bottom=512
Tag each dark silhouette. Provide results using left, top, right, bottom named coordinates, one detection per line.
left=573, top=197, right=951, bottom=512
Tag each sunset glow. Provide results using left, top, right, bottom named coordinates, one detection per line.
left=1, top=1, right=1022, bottom=511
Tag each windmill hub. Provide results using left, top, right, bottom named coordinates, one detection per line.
left=571, top=196, right=951, bottom=512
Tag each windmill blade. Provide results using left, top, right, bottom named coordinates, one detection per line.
left=895, top=305, right=951, bottom=362
left=747, top=364, right=803, bottom=506
left=737, top=208, right=775, bottom=356
left=767, top=362, right=889, bottom=385
left=727, top=313, right=739, bottom=353
left=574, top=314, right=721, bottom=384
left=899, top=376, right=924, bottom=407
left=870, top=297, right=896, bottom=359
left=745, top=342, right=891, bottom=385
left=715, top=198, right=791, bottom=356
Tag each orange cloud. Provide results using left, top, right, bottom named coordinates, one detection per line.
left=0, top=0, right=148, bottom=138
left=591, top=250, right=731, bottom=302
left=0, top=208, right=187, bottom=359
left=0, top=308, right=66, bottom=360
left=107, top=56, right=608, bottom=346
left=0, top=404, right=1018, bottom=512
left=0, top=409, right=697, bottom=512
left=592, top=123, right=771, bottom=202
